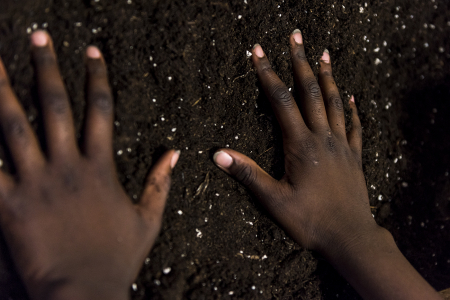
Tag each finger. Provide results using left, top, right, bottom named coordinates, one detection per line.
left=213, top=149, right=282, bottom=207
left=290, top=29, right=329, bottom=132
left=138, top=150, right=180, bottom=230
left=252, top=44, right=309, bottom=144
left=30, top=30, right=78, bottom=160
left=0, top=57, right=45, bottom=173
left=347, top=96, right=362, bottom=158
left=83, top=46, right=114, bottom=163
left=318, top=49, right=346, bottom=137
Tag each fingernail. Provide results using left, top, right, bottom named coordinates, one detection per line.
left=350, top=95, right=355, bottom=103
left=171, top=150, right=181, bottom=169
left=31, top=31, right=48, bottom=47
left=253, top=44, right=265, bottom=58
left=86, top=46, right=101, bottom=59
left=321, top=49, right=330, bottom=63
left=292, top=29, right=303, bottom=44
left=213, top=151, right=233, bottom=168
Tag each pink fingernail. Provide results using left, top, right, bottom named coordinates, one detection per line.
left=253, top=44, right=265, bottom=58
left=292, top=29, right=303, bottom=44
left=213, top=151, right=233, bottom=168
left=171, top=150, right=181, bottom=169
left=31, top=31, right=48, bottom=47
left=350, top=96, right=355, bottom=103
left=321, top=49, right=330, bottom=63
left=86, top=46, right=101, bottom=59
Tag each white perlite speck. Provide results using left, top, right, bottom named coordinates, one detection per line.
left=163, top=267, right=171, bottom=274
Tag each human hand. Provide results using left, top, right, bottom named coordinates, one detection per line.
left=213, top=29, right=376, bottom=256
left=214, top=30, right=442, bottom=300
left=0, top=31, right=179, bottom=300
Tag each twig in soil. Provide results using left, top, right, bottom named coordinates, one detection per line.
left=192, top=98, right=202, bottom=106
left=258, top=147, right=274, bottom=157
left=194, top=172, right=210, bottom=198
left=232, top=69, right=254, bottom=83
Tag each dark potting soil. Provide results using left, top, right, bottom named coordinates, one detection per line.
left=0, top=0, right=449, bottom=299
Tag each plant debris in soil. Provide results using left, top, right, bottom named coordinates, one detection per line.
left=0, top=0, right=449, bottom=299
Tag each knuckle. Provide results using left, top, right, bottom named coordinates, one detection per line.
left=5, top=116, right=28, bottom=140
left=294, top=48, right=307, bottom=61
left=88, top=62, right=107, bottom=76
left=235, top=164, right=257, bottom=187
left=34, top=51, right=56, bottom=67
left=270, top=85, right=293, bottom=108
left=300, top=135, right=319, bottom=164
left=303, top=78, right=322, bottom=99
left=90, top=90, right=113, bottom=113
left=321, top=69, right=333, bottom=77
left=60, top=167, right=80, bottom=193
left=147, top=173, right=171, bottom=194
left=324, top=133, right=337, bottom=154
left=285, top=135, right=319, bottom=165
left=327, top=94, right=343, bottom=111
left=43, top=90, right=69, bottom=114
left=259, top=65, right=273, bottom=77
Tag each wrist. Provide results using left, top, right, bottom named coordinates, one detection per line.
left=320, top=220, right=396, bottom=263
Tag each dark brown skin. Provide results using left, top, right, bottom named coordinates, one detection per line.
left=0, top=31, right=180, bottom=300
left=0, top=28, right=443, bottom=299
left=213, top=30, right=443, bottom=300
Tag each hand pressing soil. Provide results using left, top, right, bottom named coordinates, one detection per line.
left=213, top=29, right=443, bottom=300
left=0, top=30, right=179, bottom=300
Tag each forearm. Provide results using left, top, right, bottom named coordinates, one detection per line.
left=324, top=226, right=442, bottom=300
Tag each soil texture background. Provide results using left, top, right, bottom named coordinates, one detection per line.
left=0, top=0, right=449, bottom=299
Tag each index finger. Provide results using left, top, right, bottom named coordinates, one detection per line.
left=252, top=44, right=309, bottom=144
left=0, top=57, right=45, bottom=174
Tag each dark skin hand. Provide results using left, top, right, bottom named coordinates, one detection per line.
left=0, top=31, right=180, bottom=300
left=213, top=29, right=443, bottom=300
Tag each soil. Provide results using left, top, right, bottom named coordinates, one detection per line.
left=0, top=0, right=449, bottom=299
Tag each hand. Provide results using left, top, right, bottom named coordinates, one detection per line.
left=0, top=31, right=180, bottom=300
left=213, top=29, right=442, bottom=300
left=214, top=29, right=374, bottom=255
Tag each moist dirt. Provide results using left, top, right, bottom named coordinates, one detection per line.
left=0, top=0, right=449, bottom=299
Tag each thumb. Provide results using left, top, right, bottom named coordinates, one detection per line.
left=137, top=149, right=180, bottom=229
left=213, top=149, right=279, bottom=201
